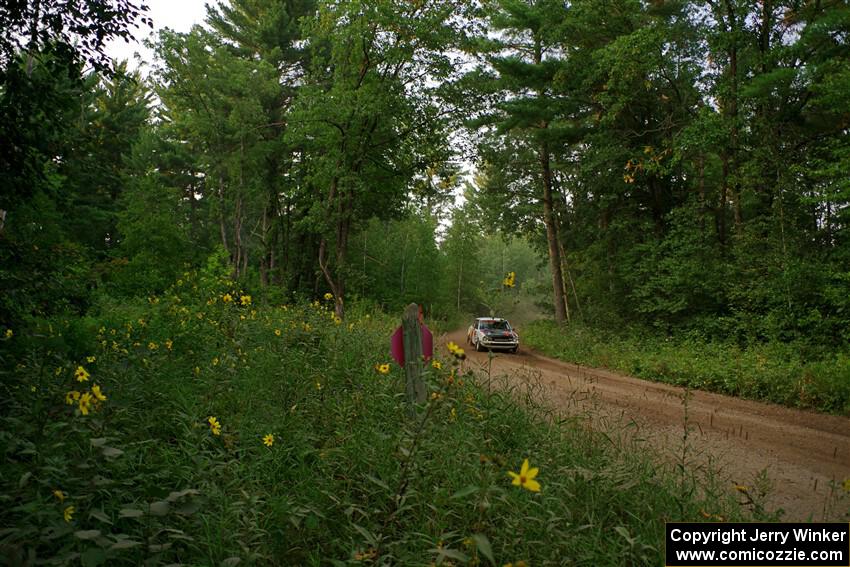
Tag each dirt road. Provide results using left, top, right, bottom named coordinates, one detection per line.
left=445, top=328, right=850, bottom=521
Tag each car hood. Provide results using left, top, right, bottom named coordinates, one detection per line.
left=483, top=330, right=516, bottom=337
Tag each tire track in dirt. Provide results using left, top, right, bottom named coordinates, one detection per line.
left=445, top=328, right=850, bottom=521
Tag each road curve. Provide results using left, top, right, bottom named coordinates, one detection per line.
left=445, top=328, right=850, bottom=521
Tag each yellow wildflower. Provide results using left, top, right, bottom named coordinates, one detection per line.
left=194, top=366, right=200, bottom=376
left=315, top=381, right=323, bottom=391
left=263, top=433, right=275, bottom=447
left=165, top=339, right=173, bottom=350
left=354, top=548, right=377, bottom=561
left=508, top=459, right=541, bottom=492
left=222, top=293, right=233, bottom=303
left=375, top=363, right=390, bottom=375
left=431, top=360, right=442, bottom=370
left=324, top=292, right=333, bottom=300
left=78, top=392, right=93, bottom=415
left=212, top=357, right=219, bottom=366
left=274, top=329, right=282, bottom=337
left=240, top=295, right=252, bottom=306
left=65, top=391, right=81, bottom=405
left=208, top=416, right=221, bottom=436
left=4, top=329, right=12, bottom=339
left=333, top=316, right=342, bottom=325
left=148, top=342, right=158, bottom=351
left=63, top=506, right=75, bottom=522
left=446, top=342, right=465, bottom=359
left=86, top=355, right=96, bottom=363
left=91, top=384, right=107, bottom=402
left=74, top=366, right=90, bottom=382
left=53, top=489, right=65, bottom=502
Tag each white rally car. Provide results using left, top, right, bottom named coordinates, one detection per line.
left=466, top=317, right=519, bottom=353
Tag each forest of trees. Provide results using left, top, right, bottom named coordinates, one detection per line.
left=2, top=0, right=849, bottom=348
left=1, top=2, right=849, bottom=562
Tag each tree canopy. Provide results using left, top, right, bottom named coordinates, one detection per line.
left=1, top=0, right=848, bottom=343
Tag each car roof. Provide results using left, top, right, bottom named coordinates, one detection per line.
left=475, top=317, right=507, bottom=322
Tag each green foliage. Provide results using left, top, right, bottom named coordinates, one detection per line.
left=0, top=49, right=151, bottom=329
left=59, top=64, right=151, bottom=256
left=438, top=203, right=484, bottom=317
left=283, top=0, right=458, bottom=314
left=472, top=232, right=550, bottom=323
left=0, top=0, right=152, bottom=73
left=0, top=270, right=749, bottom=564
left=482, top=0, right=850, bottom=348
left=206, top=0, right=315, bottom=66
left=109, top=177, right=192, bottom=296
left=0, top=226, right=94, bottom=328
left=348, top=216, right=442, bottom=313
left=3, top=0, right=850, bottom=559
left=624, top=200, right=728, bottom=329
left=524, top=321, right=850, bottom=415
left=0, top=45, right=84, bottom=213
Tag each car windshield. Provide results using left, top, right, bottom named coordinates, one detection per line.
left=480, top=320, right=510, bottom=331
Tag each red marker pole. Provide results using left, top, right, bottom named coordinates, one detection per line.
left=392, top=303, right=430, bottom=412
left=390, top=309, right=433, bottom=366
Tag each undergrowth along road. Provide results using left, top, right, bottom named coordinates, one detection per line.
left=0, top=279, right=755, bottom=565
left=523, top=321, right=850, bottom=414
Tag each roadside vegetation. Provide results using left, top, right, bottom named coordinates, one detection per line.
left=524, top=321, right=850, bottom=415
left=1, top=266, right=761, bottom=565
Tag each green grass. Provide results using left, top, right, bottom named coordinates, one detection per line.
left=0, top=273, right=756, bottom=565
left=523, top=320, right=850, bottom=415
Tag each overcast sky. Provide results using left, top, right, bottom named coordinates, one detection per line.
left=105, top=0, right=219, bottom=71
